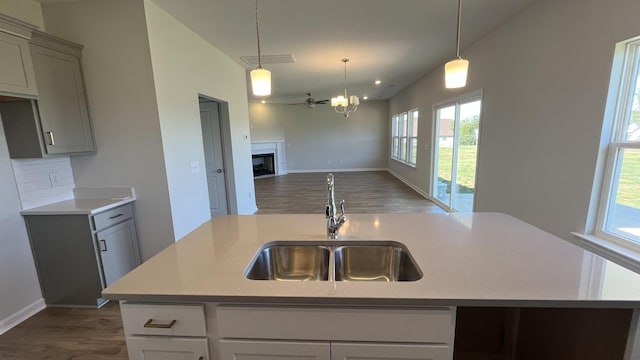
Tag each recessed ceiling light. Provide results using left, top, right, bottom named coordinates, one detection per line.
left=261, top=100, right=266, bottom=104
left=363, top=96, right=369, bottom=100
left=374, top=80, right=382, bottom=85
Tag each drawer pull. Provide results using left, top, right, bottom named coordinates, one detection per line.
left=99, top=240, right=107, bottom=252
left=46, top=131, right=55, bottom=146
left=143, top=319, right=177, bottom=329
left=109, top=213, right=124, bottom=219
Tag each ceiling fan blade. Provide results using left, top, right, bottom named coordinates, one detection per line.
left=315, top=100, right=330, bottom=104
left=288, top=102, right=307, bottom=105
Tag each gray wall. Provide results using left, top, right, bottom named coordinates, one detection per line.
left=0, top=115, right=43, bottom=330
left=41, top=0, right=175, bottom=260
left=250, top=100, right=389, bottom=172
left=389, top=0, right=640, bottom=241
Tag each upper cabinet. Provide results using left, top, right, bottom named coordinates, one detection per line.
left=0, top=31, right=38, bottom=97
left=28, top=32, right=95, bottom=155
left=0, top=17, right=96, bottom=158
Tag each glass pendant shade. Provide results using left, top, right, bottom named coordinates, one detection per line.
left=331, top=95, right=348, bottom=107
left=445, top=58, right=469, bottom=88
left=251, top=67, right=271, bottom=96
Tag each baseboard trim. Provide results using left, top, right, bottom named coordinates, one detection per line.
left=0, top=298, right=46, bottom=335
left=287, top=168, right=387, bottom=174
left=386, top=169, right=431, bottom=200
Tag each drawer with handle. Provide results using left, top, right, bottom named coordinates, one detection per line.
left=121, top=303, right=207, bottom=337
left=93, top=204, right=133, bottom=231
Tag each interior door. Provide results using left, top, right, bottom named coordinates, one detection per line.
left=199, top=100, right=228, bottom=217
left=433, top=96, right=481, bottom=212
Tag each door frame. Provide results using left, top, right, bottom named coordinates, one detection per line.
left=431, top=89, right=484, bottom=212
left=198, top=94, right=236, bottom=214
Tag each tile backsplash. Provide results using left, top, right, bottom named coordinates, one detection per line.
left=12, top=157, right=75, bottom=210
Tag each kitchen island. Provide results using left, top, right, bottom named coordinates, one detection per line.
left=103, top=213, right=640, bottom=360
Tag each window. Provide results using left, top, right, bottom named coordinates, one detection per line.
left=390, top=109, right=419, bottom=166
left=596, top=38, right=640, bottom=247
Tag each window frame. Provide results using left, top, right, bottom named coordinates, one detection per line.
left=390, top=109, right=419, bottom=167
left=594, top=38, right=640, bottom=251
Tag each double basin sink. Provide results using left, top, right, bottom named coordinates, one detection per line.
left=245, top=241, right=422, bottom=282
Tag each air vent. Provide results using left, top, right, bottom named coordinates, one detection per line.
left=240, top=54, right=296, bottom=66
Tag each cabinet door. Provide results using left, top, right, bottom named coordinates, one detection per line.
left=0, top=32, right=37, bottom=96
left=331, top=343, right=450, bottom=360
left=219, top=339, right=330, bottom=360
left=96, top=219, right=139, bottom=286
left=30, top=44, right=94, bottom=154
left=127, top=336, right=209, bottom=360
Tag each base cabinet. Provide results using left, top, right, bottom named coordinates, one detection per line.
left=127, top=336, right=209, bottom=360
left=219, top=340, right=330, bottom=360
left=218, top=340, right=449, bottom=360
left=331, top=343, right=450, bottom=360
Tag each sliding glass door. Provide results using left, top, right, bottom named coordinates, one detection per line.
left=433, top=94, right=482, bottom=212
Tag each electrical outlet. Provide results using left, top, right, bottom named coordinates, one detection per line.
left=190, top=162, right=200, bottom=174
left=49, top=172, right=59, bottom=187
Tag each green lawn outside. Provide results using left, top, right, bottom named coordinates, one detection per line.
left=618, top=148, right=640, bottom=208
left=436, top=146, right=477, bottom=193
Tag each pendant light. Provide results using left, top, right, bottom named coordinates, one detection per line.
left=445, top=0, right=469, bottom=89
left=250, top=0, right=271, bottom=96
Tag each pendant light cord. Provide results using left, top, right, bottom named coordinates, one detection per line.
left=455, top=0, right=462, bottom=59
left=342, top=58, right=348, bottom=98
left=255, top=0, right=262, bottom=68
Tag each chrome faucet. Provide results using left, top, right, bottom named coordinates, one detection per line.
left=325, top=173, right=347, bottom=239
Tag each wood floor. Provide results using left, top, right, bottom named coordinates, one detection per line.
left=255, top=171, right=445, bottom=214
left=0, top=302, right=127, bottom=360
left=0, top=171, right=442, bottom=359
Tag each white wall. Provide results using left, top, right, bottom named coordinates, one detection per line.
left=389, top=0, right=640, bottom=241
left=0, top=0, right=44, bottom=29
left=250, top=101, right=389, bottom=172
left=0, top=115, right=43, bottom=333
left=249, top=102, right=286, bottom=142
left=41, top=0, right=175, bottom=260
left=144, top=0, right=257, bottom=239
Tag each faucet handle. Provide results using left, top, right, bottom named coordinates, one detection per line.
left=325, top=203, right=330, bottom=218
left=340, top=200, right=346, bottom=216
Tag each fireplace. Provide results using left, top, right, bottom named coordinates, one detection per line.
left=252, top=153, right=275, bottom=177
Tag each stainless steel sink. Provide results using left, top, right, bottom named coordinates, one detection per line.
left=334, top=242, right=422, bottom=282
left=244, top=242, right=330, bottom=281
left=244, top=241, right=422, bottom=282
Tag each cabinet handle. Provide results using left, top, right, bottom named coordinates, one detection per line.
left=143, top=319, right=177, bottom=328
left=46, top=131, right=55, bottom=146
left=99, top=239, right=107, bottom=252
left=109, top=213, right=124, bottom=219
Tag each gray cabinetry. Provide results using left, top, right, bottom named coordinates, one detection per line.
left=0, top=31, right=37, bottom=97
left=0, top=31, right=95, bottom=158
left=24, top=203, right=141, bottom=307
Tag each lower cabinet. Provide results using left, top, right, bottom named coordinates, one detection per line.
left=219, top=340, right=449, bottom=360
left=121, top=303, right=210, bottom=360
left=219, top=340, right=330, bottom=360
left=126, top=336, right=209, bottom=360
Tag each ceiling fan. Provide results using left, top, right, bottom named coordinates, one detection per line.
left=289, top=93, right=329, bottom=108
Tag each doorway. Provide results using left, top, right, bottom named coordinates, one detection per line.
left=199, top=97, right=229, bottom=217
left=432, top=92, right=482, bottom=212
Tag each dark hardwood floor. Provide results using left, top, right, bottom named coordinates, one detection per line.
left=255, top=171, right=445, bottom=214
left=0, top=302, right=127, bottom=360
left=0, top=171, right=442, bottom=359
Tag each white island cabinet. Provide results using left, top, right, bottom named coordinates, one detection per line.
left=103, top=214, right=640, bottom=360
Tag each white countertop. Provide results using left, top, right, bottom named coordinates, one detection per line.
left=21, top=197, right=135, bottom=215
left=102, top=213, right=640, bottom=307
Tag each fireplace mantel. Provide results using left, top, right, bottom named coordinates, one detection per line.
left=251, top=141, right=287, bottom=176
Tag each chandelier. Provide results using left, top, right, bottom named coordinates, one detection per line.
left=331, top=59, right=359, bottom=118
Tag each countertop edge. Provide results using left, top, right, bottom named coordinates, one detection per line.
left=20, top=198, right=136, bottom=215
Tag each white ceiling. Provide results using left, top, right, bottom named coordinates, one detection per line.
left=40, top=0, right=538, bottom=104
